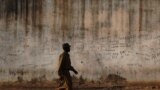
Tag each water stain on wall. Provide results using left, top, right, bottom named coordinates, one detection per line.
left=0, top=0, right=43, bottom=39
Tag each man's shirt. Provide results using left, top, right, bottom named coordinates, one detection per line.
left=58, top=52, right=72, bottom=76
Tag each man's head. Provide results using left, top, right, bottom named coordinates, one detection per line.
left=62, top=43, right=71, bottom=52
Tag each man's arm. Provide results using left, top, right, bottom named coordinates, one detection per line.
left=68, top=55, right=78, bottom=74
left=70, top=66, right=78, bottom=74
left=65, top=61, right=78, bottom=74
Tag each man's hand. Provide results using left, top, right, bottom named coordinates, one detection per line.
left=70, top=66, right=78, bottom=74
left=74, top=70, right=78, bottom=75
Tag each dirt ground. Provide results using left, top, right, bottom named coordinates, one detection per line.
left=0, top=85, right=159, bottom=90
left=0, top=81, right=159, bottom=90
left=0, top=87, right=159, bottom=90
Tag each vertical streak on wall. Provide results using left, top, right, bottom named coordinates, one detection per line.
left=31, top=0, right=36, bottom=38
left=31, top=0, right=43, bottom=41
left=81, top=0, right=85, bottom=40
left=139, top=0, right=142, bottom=33
left=51, top=0, right=57, bottom=45
left=5, top=0, right=9, bottom=32
left=108, top=0, right=112, bottom=37
left=91, top=0, right=99, bottom=40
left=61, top=0, right=68, bottom=42
left=14, top=0, right=18, bottom=39
left=38, top=0, right=43, bottom=40
left=54, top=0, right=63, bottom=46
left=67, top=0, right=74, bottom=42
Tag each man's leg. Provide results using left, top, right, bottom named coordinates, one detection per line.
left=67, top=76, right=72, bottom=90
left=65, top=73, right=72, bottom=90
left=59, top=76, right=65, bottom=87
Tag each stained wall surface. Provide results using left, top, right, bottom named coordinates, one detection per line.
left=0, top=0, right=160, bottom=82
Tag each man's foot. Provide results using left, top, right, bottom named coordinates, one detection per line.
left=55, top=87, right=67, bottom=90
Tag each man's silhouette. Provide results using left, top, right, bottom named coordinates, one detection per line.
left=58, top=43, right=78, bottom=90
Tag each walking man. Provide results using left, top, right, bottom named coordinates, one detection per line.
left=58, top=43, right=78, bottom=90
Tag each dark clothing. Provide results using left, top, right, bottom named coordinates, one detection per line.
left=58, top=52, right=74, bottom=90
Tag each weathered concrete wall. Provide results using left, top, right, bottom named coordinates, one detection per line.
left=0, top=0, right=160, bottom=82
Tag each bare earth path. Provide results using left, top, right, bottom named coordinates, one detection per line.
left=0, top=87, right=159, bottom=90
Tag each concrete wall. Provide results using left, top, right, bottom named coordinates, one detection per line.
left=0, top=0, right=160, bottom=82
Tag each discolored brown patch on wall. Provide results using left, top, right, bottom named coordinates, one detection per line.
left=0, top=0, right=44, bottom=39
left=61, top=0, right=71, bottom=41
left=31, top=0, right=43, bottom=40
